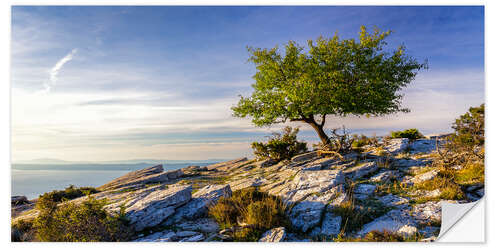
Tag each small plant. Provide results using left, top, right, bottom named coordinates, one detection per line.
left=390, top=128, right=424, bottom=140
left=37, top=185, right=99, bottom=204
left=11, top=219, right=35, bottom=242
left=208, top=187, right=290, bottom=241
left=352, top=134, right=380, bottom=149
left=33, top=195, right=132, bottom=242
left=335, top=230, right=423, bottom=242
left=251, top=126, right=307, bottom=161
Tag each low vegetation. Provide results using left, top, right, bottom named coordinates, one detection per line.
left=12, top=195, right=133, bottom=242
left=390, top=128, right=424, bottom=140
left=208, top=187, right=290, bottom=241
left=251, top=126, right=307, bottom=161
left=37, top=185, right=99, bottom=204
left=335, top=230, right=423, bottom=242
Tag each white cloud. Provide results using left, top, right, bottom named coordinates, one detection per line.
left=43, top=48, right=78, bottom=93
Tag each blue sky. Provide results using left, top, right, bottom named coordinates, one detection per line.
left=11, top=6, right=484, bottom=162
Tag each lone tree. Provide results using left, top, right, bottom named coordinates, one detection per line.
left=232, top=26, right=427, bottom=145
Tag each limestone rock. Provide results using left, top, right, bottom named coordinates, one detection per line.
left=133, top=230, right=176, bottom=242
left=358, top=208, right=416, bottom=236
left=344, top=161, right=379, bottom=180
left=289, top=187, right=343, bottom=232
left=168, top=184, right=231, bottom=223
left=179, top=233, right=205, bottom=242
left=411, top=201, right=442, bottom=222
left=377, top=194, right=409, bottom=207
left=291, top=151, right=318, bottom=163
left=405, top=169, right=439, bottom=185
left=409, top=139, right=437, bottom=154
left=384, top=138, right=409, bottom=154
left=284, top=170, right=345, bottom=203
left=205, top=158, right=248, bottom=171
left=370, top=170, right=402, bottom=182
left=125, top=185, right=192, bottom=231
left=176, top=218, right=220, bottom=233
left=229, top=177, right=268, bottom=191
left=354, top=184, right=376, bottom=199
left=318, top=212, right=342, bottom=237
left=397, top=225, right=418, bottom=237
left=259, top=227, right=286, bottom=242
left=99, top=165, right=165, bottom=190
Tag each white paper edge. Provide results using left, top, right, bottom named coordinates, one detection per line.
left=437, top=197, right=485, bottom=242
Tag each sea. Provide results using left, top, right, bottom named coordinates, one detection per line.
left=11, top=162, right=215, bottom=199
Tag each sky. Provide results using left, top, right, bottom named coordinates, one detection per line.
left=10, top=6, right=484, bottom=162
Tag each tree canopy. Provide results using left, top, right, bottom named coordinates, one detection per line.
left=232, top=26, right=427, bottom=145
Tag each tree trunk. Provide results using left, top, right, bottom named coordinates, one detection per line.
left=307, top=121, right=331, bottom=146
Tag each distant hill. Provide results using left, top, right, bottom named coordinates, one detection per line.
left=13, top=158, right=228, bottom=165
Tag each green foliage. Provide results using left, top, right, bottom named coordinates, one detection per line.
left=352, top=134, right=379, bottom=148
left=33, top=196, right=132, bottom=242
left=208, top=187, right=290, bottom=241
left=37, top=185, right=99, bottom=204
left=390, top=128, right=424, bottom=140
left=11, top=219, right=35, bottom=242
left=232, top=26, right=426, bottom=144
left=335, top=230, right=423, bottom=242
left=251, top=126, right=307, bottom=161
left=332, top=197, right=392, bottom=234
left=451, top=103, right=484, bottom=147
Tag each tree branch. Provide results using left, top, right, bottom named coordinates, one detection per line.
left=320, top=114, right=327, bottom=127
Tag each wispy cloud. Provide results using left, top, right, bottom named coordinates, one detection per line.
left=43, top=48, right=78, bottom=93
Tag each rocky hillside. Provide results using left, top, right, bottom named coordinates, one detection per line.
left=12, top=138, right=484, bottom=242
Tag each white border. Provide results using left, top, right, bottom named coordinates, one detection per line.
left=2, top=0, right=496, bottom=249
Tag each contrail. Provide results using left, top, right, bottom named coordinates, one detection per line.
left=43, top=48, right=78, bottom=93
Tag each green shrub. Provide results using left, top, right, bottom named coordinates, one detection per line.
left=208, top=187, right=290, bottom=241
left=37, top=185, right=99, bottom=204
left=335, top=230, right=423, bottom=242
left=390, top=128, right=423, bottom=140
left=451, top=103, right=484, bottom=147
left=33, top=195, right=132, bottom=242
left=11, top=219, right=35, bottom=242
left=251, top=126, right=307, bottom=161
left=352, top=134, right=379, bottom=148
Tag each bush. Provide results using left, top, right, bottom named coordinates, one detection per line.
left=208, top=187, right=290, bottom=241
left=11, top=219, right=35, bottom=242
left=451, top=103, right=484, bottom=147
left=390, top=128, right=423, bottom=140
left=37, top=185, right=99, bottom=204
left=352, top=134, right=379, bottom=148
left=251, top=126, right=307, bottom=161
left=33, top=195, right=132, bottom=242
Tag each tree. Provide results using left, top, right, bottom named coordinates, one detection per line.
left=232, top=26, right=427, bottom=145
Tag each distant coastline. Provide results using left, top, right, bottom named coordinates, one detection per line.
left=11, top=161, right=220, bottom=199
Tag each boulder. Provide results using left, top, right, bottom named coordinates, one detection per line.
left=205, top=158, right=248, bottom=171
left=259, top=227, right=286, bottom=242
left=176, top=218, right=220, bottom=233
left=377, top=194, right=409, bottom=207
left=125, top=185, right=192, bottom=231
left=411, top=201, right=442, bottom=223
left=318, top=212, right=342, bottom=237
left=344, top=161, right=379, bottom=180
left=289, top=187, right=343, bottom=232
left=397, top=225, right=418, bottom=237
left=370, top=170, right=402, bottom=182
left=179, top=233, right=205, bottom=242
left=229, top=177, right=268, bottom=191
left=404, top=169, right=439, bottom=185
left=168, top=184, right=231, bottom=223
left=353, top=184, right=376, bottom=199
left=384, top=138, right=409, bottom=154
left=11, top=196, right=28, bottom=205
left=284, top=170, right=345, bottom=203
left=409, top=139, right=437, bottom=154
left=291, top=152, right=318, bottom=163
left=98, top=165, right=183, bottom=191
left=133, top=230, right=177, bottom=242
left=357, top=208, right=416, bottom=236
